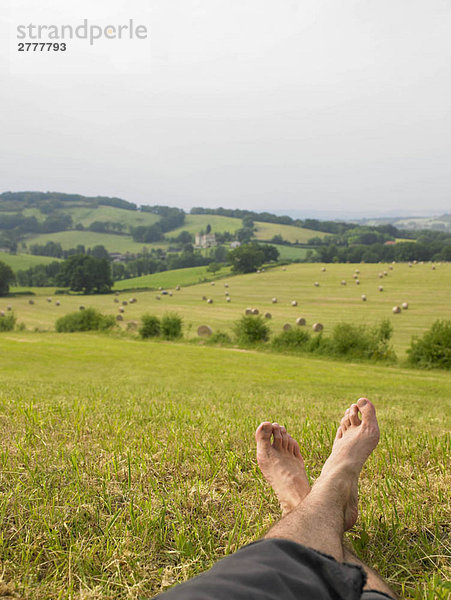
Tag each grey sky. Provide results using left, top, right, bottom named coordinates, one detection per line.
left=1, top=0, right=450, bottom=217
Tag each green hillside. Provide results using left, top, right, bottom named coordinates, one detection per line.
left=253, top=221, right=329, bottom=243
left=24, top=231, right=161, bottom=253
left=7, top=262, right=451, bottom=357
left=0, top=251, right=61, bottom=270
left=169, top=214, right=242, bottom=236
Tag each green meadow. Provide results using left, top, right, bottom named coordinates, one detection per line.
left=6, top=262, right=451, bottom=357
left=0, top=252, right=62, bottom=271
left=1, top=262, right=450, bottom=599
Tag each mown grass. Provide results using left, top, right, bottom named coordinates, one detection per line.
left=263, top=243, right=310, bottom=260
left=0, top=252, right=61, bottom=270
left=253, top=221, right=329, bottom=243
left=7, top=262, right=451, bottom=357
left=0, top=333, right=449, bottom=599
left=113, top=265, right=232, bottom=291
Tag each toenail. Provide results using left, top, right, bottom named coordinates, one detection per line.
left=358, top=398, right=367, bottom=406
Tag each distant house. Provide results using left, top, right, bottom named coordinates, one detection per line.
left=384, top=241, right=396, bottom=246
left=195, top=233, right=217, bottom=248
left=109, top=252, right=127, bottom=262
left=230, top=241, right=241, bottom=249
left=0, top=247, right=11, bottom=254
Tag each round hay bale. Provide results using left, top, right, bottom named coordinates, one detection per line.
left=116, top=314, right=123, bottom=321
left=378, top=273, right=383, bottom=278
left=79, top=305, right=85, bottom=311
left=245, top=308, right=253, bottom=315
left=383, top=271, right=388, bottom=276
left=341, top=280, right=347, bottom=286
left=47, top=297, right=52, bottom=303
left=28, top=299, right=34, bottom=305
left=392, top=306, right=401, bottom=314
left=114, top=298, right=119, bottom=303
left=265, top=312, right=272, bottom=319
left=175, top=285, right=181, bottom=291
left=283, top=323, right=292, bottom=331
left=129, top=298, right=134, bottom=304
left=355, top=279, right=360, bottom=285
left=389, top=266, right=393, bottom=270
left=353, top=274, right=358, bottom=279
left=169, top=291, right=173, bottom=296
left=413, top=260, right=418, bottom=265
left=202, top=295, right=207, bottom=301
left=122, top=300, right=128, bottom=306
left=115, top=291, right=120, bottom=296
left=224, top=283, right=229, bottom=288
left=207, top=298, right=213, bottom=304
left=257, top=270, right=261, bottom=273
left=272, top=297, right=278, bottom=303
left=197, top=325, right=213, bottom=337
left=226, top=297, right=231, bottom=302
left=261, top=268, right=265, bottom=272
left=432, top=265, right=436, bottom=270
left=408, top=262, right=413, bottom=268
left=225, top=292, right=229, bottom=296
left=7, top=305, right=12, bottom=311
left=55, top=300, right=60, bottom=306
left=402, top=302, right=409, bottom=310
left=159, top=286, right=163, bottom=290
left=127, top=320, right=139, bottom=331
left=282, top=267, right=287, bottom=271
left=378, top=286, right=383, bottom=292
left=156, top=295, right=161, bottom=300
left=251, top=308, right=259, bottom=315
left=211, top=282, right=215, bottom=286
left=321, top=267, right=326, bottom=272
left=314, top=282, right=320, bottom=287
left=0, top=311, right=4, bottom=317
left=119, top=306, right=125, bottom=313
left=355, top=269, right=360, bottom=274
left=291, top=300, right=298, bottom=306
left=296, top=317, right=306, bottom=326
left=312, top=322, right=323, bottom=332
left=361, top=294, right=367, bottom=301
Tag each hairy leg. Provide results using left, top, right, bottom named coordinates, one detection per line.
left=260, top=399, right=381, bottom=564
left=343, top=546, right=397, bottom=598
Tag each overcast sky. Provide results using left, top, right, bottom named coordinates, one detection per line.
left=1, top=0, right=450, bottom=217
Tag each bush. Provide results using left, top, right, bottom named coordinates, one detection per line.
left=331, top=320, right=394, bottom=360
left=233, top=315, right=270, bottom=344
left=272, top=328, right=311, bottom=351
left=55, top=308, right=115, bottom=332
left=207, top=331, right=232, bottom=345
left=161, top=313, right=183, bottom=340
left=0, top=313, right=16, bottom=332
left=328, top=320, right=395, bottom=361
left=407, top=320, right=451, bottom=369
left=139, top=314, right=161, bottom=339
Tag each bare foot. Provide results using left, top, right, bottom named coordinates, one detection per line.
left=321, top=398, right=380, bottom=529
left=255, top=422, right=310, bottom=515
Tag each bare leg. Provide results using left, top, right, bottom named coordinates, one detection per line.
left=256, top=399, right=395, bottom=596
left=343, top=547, right=397, bottom=598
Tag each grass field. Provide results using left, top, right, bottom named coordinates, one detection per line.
left=24, top=231, right=159, bottom=254
left=6, top=262, right=451, bottom=357
left=0, top=332, right=449, bottom=599
left=114, top=265, right=232, bottom=290
left=0, top=252, right=62, bottom=270
left=265, top=243, right=310, bottom=260
left=168, top=214, right=242, bottom=237
left=253, top=221, right=329, bottom=243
